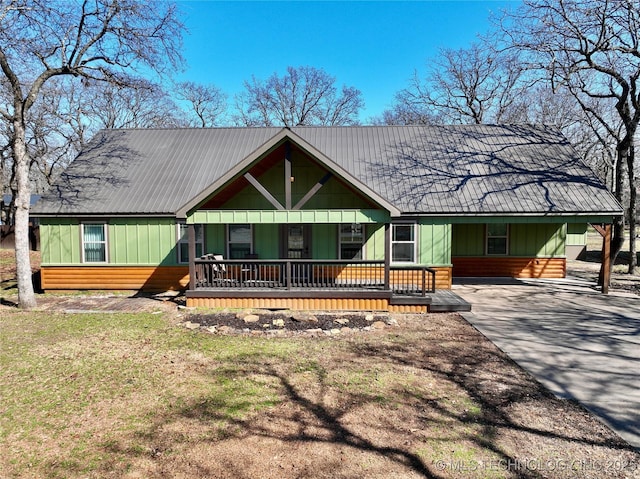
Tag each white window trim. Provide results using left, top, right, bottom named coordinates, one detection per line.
left=391, top=223, right=417, bottom=264
left=486, top=223, right=509, bottom=256
left=81, top=222, right=108, bottom=264
left=338, top=223, right=366, bottom=260
left=227, top=224, right=253, bottom=259
left=177, top=223, right=204, bottom=264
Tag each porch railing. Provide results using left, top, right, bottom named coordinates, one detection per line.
left=193, top=258, right=436, bottom=296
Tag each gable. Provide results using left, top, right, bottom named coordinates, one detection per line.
left=178, top=128, right=399, bottom=217
left=197, top=141, right=378, bottom=212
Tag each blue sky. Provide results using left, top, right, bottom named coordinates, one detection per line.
left=177, top=1, right=516, bottom=121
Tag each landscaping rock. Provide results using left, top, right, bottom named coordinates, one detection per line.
left=272, top=318, right=285, bottom=328
left=183, top=321, right=200, bottom=330
left=291, top=313, right=318, bottom=323
left=243, top=314, right=260, bottom=323
left=365, top=314, right=375, bottom=322
left=334, top=318, right=350, bottom=325
left=371, top=321, right=386, bottom=330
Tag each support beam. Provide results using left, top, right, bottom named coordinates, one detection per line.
left=244, top=172, right=285, bottom=210
left=293, top=172, right=333, bottom=210
left=285, top=142, right=292, bottom=210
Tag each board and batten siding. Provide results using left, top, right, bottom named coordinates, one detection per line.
left=40, top=218, right=82, bottom=264
left=452, top=223, right=566, bottom=257
left=40, top=217, right=180, bottom=266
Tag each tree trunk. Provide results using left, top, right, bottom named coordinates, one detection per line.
left=626, top=145, right=637, bottom=274
left=13, top=120, right=37, bottom=310
left=600, top=142, right=627, bottom=284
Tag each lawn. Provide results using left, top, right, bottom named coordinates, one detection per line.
left=1, top=306, right=638, bottom=479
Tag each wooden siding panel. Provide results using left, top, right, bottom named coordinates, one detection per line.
left=567, top=223, right=588, bottom=246
left=41, top=266, right=189, bottom=291
left=39, top=219, right=81, bottom=265
left=312, top=224, right=337, bottom=259
left=452, top=224, right=484, bottom=256
left=510, top=223, right=565, bottom=257
left=109, top=218, right=178, bottom=266
left=365, top=224, right=384, bottom=261
left=452, top=257, right=566, bottom=278
left=418, top=221, right=451, bottom=265
left=204, top=223, right=225, bottom=255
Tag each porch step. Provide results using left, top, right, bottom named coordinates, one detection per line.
left=429, top=290, right=472, bottom=312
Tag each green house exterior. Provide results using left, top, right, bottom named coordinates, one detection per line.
left=32, top=125, right=622, bottom=311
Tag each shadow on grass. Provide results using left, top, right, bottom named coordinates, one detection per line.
left=61, top=316, right=639, bottom=478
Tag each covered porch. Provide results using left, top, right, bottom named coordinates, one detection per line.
left=182, top=213, right=463, bottom=313
left=186, top=257, right=469, bottom=312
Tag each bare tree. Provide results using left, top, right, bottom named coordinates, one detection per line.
left=84, top=79, right=185, bottom=130
left=175, top=81, right=227, bottom=127
left=0, top=0, right=184, bottom=309
left=234, top=66, right=364, bottom=127
left=382, top=43, right=526, bottom=125
left=502, top=0, right=640, bottom=273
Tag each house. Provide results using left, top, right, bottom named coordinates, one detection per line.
left=30, top=125, right=622, bottom=312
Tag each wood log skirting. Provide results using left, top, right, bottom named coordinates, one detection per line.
left=452, top=257, right=566, bottom=278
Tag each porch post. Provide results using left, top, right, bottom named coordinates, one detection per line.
left=188, top=223, right=196, bottom=290
left=384, top=223, right=391, bottom=290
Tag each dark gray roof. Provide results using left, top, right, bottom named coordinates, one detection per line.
left=32, top=125, right=622, bottom=217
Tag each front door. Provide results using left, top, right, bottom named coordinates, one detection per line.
left=284, top=224, right=310, bottom=259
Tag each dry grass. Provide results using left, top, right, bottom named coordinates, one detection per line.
left=1, top=307, right=638, bottom=479
left=1, top=248, right=640, bottom=477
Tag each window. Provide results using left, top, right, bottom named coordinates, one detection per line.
left=339, top=223, right=364, bottom=260
left=228, top=224, right=252, bottom=259
left=391, top=224, right=416, bottom=263
left=82, top=223, right=107, bottom=263
left=486, top=223, right=509, bottom=255
left=178, top=223, right=203, bottom=263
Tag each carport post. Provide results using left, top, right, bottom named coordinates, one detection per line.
left=592, top=223, right=612, bottom=294
left=602, top=224, right=611, bottom=295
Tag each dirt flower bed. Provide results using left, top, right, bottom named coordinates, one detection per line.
left=185, top=310, right=393, bottom=335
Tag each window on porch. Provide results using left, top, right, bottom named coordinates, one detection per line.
left=486, top=223, right=509, bottom=255
left=392, top=224, right=416, bottom=263
left=339, top=223, right=364, bottom=260
left=228, top=224, right=253, bottom=259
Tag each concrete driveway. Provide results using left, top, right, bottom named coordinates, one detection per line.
left=454, top=277, right=640, bottom=450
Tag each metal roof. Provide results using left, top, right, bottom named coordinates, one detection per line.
left=31, top=125, right=622, bottom=217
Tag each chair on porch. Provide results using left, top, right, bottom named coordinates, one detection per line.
left=198, top=253, right=227, bottom=286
